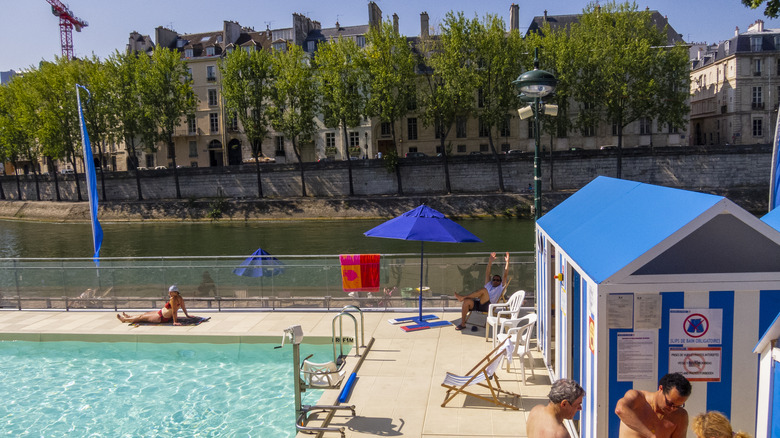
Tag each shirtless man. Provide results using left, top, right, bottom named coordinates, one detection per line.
left=526, top=378, right=585, bottom=438
left=615, top=373, right=691, bottom=438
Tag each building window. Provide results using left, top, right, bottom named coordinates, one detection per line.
left=229, top=112, right=238, bottom=130
left=435, top=124, right=444, bottom=139
left=407, top=90, right=417, bottom=111
left=480, top=144, right=489, bottom=152
left=273, top=42, right=287, bottom=52
left=499, top=115, right=511, bottom=137
left=751, top=36, right=762, bottom=52
left=457, top=144, right=467, bottom=153
left=184, top=48, right=193, bottom=58
left=208, top=89, right=218, bottom=106
left=639, top=117, right=651, bottom=135
left=206, top=46, right=215, bottom=56
left=146, top=155, right=154, bottom=168
left=753, top=86, right=764, bottom=109
left=189, top=141, right=198, bottom=157
left=477, top=89, right=485, bottom=108
left=407, top=118, right=418, bottom=140
left=206, top=66, right=216, bottom=82
left=355, top=36, right=366, bottom=48
left=209, top=113, right=219, bottom=133
left=349, top=132, right=359, bottom=148
left=753, top=118, right=763, bottom=136
left=167, top=144, right=174, bottom=159
left=527, top=119, right=535, bottom=139
left=755, top=59, right=762, bottom=76
left=668, top=124, right=679, bottom=134
left=380, top=122, right=391, bottom=137
left=326, top=132, right=335, bottom=148
left=307, top=41, right=315, bottom=52
left=456, top=117, right=467, bottom=138
left=275, top=136, right=285, bottom=156
left=187, top=116, right=196, bottom=134
left=478, top=117, right=490, bottom=137
left=612, top=120, right=618, bottom=136
left=582, top=123, right=596, bottom=137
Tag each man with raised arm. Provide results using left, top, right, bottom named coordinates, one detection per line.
left=526, top=378, right=585, bottom=438
left=453, top=251, right=509, bottom=330
left=615, top=373, right=691, bottom=438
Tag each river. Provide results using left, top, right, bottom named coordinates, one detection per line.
left=0, top=218, right=535, bottom=258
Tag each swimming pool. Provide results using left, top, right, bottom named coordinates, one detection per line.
left=0, top=340, right=337, bottom=437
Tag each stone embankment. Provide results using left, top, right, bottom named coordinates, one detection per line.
left=0, top=193, right=564, bottom=222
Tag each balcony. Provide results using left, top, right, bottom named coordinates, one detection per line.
left=752, top=102, right=765, bottom=110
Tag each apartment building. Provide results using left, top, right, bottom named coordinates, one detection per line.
left=690, top=19, right=780, bottom=146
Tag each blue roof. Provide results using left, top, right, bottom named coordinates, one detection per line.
left=537, top=177, right=723, bottom=283
left=761, top=208, right=780, bottom=231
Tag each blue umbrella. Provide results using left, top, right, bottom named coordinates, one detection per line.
left=233, top=248, right=284, bottom=278
left=364, top=205, right=482, bottom=324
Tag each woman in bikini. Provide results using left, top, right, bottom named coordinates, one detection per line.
left=117, top=285, right=191, bottom=326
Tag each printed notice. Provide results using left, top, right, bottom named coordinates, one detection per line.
left=617, top=331, right=656, bottom=381
left=634, top=294, right=662, bottom=329
left=669, top=309, right=723, bottom=345
left=608, top=293, right=634, bottom=329
left=668, top=347, right=721, bottom=382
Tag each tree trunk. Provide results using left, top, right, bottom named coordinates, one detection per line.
left=390, top=122, right=403, bottom=196
left=127, top=139, right=143, bottom=201
left=252, top=139, right=264, bottom=198
left=13, top=169, right=21, bottom=200
left=548, top=134, right=555, bottom=191
left=169, top=139, right=181, bottom=199
left=70, top=153, right=83, bottom=202
left=33, top=168, right=40, bottom=201
left=341, top=122, right=355, bottom=196
left=97, top=141, right=107, bottom=202
left=291, top=137, right=307, bottom=197
left=487, top=130, right=506, bottom=192
left=438, top=121, right=452, bottom=194
left=617, top=124, right=624, bottom=179
left=50, top=157, right=61, bottom=201
left=0, top=176, right=5, bottom=200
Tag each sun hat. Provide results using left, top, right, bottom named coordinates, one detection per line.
left=169, top=285, right=179, bottom=292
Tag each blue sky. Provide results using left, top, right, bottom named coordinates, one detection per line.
left=1, top=0, right=774, bottom=71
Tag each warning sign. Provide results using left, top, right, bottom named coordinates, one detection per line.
left=668, top=347, right=721, bottom=382
left=669, top=309, right=722, bottom=345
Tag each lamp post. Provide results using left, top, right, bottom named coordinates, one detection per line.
left=512, top=48, right=556, bottom=220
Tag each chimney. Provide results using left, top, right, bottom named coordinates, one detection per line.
left=368, top=2, right=382, bottom=29
left=735, top=26, right=740, bottom=37
left=421, top=12, right=429, bottom=38
left=393, top=13, right=399, bottom=34
left=543, top=10, right=548, bottom=23
left=510, top=4, right=519, bottom=31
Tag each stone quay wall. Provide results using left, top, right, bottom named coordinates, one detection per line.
left=1, top=146, right=772, bottom=203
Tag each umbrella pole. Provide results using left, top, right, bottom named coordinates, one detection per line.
left=419, top=241, right=424, bottom=322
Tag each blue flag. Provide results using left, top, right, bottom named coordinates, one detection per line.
left=76, top=85, right=103, bottom=264
left=771, top=103, right=780, bottom=211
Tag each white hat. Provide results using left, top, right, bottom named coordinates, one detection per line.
left=169, top=285, right=179, bottom=292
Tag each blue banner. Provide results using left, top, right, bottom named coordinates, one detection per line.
left=771, top=104, right=780, bottom=211
left=76, top=85, right=103, bottom=264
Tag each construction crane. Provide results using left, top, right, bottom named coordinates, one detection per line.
left=45, top=0, right=88, bottom=60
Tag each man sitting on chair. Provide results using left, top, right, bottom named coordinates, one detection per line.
left=454, top=251, right=509, bottom=330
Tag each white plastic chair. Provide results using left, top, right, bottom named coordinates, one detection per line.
left=496, top=313, right=537, bottom=384
left=485, top=290, right=526, bottom=344
left=301, top=356, right=346, bottom=389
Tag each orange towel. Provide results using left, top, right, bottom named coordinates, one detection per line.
left=340, top=254, right=380, bottom=293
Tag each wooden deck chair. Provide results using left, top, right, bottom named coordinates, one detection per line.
left=441, top=338, right=520, bottom=410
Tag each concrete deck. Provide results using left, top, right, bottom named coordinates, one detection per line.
left=0, top=310, right=551, bottom=437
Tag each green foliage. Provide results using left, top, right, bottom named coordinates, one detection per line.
left=383, top=149, right=399, bottom=173
left=743, top=0, right=780, bottom=17
left=207, top=197, right=229, bottom=221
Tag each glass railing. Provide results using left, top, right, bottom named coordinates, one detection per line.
left=0, top=252, right=536, bottom=311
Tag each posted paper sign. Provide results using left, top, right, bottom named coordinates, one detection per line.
left=608, top=293, right=634, bottom=329
left=668, top=309, right=722, bottom=345
left=617, top=331, right=656, bottom=381
left=668, top=347, right=721, bottom=382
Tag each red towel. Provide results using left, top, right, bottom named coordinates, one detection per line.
left=340, top=254, right=380, bottom=293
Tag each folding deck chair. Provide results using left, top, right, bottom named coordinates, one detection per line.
left=440, top=338, right=520, bottom=410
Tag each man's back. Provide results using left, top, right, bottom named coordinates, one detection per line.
left=526, top=404, right=569, bottom=438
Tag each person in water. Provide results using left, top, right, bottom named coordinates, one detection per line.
left=117, top=285, right=191, bottom=326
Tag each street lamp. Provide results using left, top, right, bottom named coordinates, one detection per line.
left=512, top=47, right=556, bottom=220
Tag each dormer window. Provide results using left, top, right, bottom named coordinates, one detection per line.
left=184, top=48, right=193, bottom=58
left=751, top=36, right=762, bottom=52
left=244, top=46, right=252, bottom=53
left=226, top=47, right=233, bottom=54
left=273, top=42, right=287, bottom=52
left=356, top=36, right=365, bottom=48
left=775, top=35, right=780, bottom=48
left=206, top=46, right=215, bottom=56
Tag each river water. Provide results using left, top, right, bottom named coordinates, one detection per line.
left=0, top=218, right=535, bottom=259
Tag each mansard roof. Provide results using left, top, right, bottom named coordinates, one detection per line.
left=526, top=10, right=684, bottom=45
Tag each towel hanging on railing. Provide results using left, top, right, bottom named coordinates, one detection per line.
left=339, top=254, right=380, bottom=293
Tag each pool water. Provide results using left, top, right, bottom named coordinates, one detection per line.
left=0, top=341, right=337, bottom=437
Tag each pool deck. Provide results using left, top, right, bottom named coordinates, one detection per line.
left=0, top=309, right=552, bottom=438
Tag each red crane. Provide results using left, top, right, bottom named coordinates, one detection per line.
left=45, top=0, right=88, bottom=60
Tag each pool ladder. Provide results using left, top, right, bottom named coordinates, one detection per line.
left=295, top=306, right=366, bottom=437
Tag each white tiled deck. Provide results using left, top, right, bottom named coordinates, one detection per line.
left=0, top=310, right=552, bottom=437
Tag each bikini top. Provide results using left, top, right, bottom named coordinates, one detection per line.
left=164, top=302, right=172, bottom=309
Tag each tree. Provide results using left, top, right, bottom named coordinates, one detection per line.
left=80, top=55, right=115, bottom=201
left=269, top=44, right=319, bottom=197
left=568, top=1, right=689, bottom=178
left=220, top=46, right=274, bottom=198
left=743, top=0, right=780, bottom=17
left=314, top=35, right=366, bottom=196
left=138, top=48, right=196, bottom=199
left=106, top=50, right=152, bottom=201
left=364, top=20, right=417, bottom=196
left=473, top=14, right=525, bottom=192
left=0, top=73, right=42, bottom=200
left=419, top=12, right=481, bottom=194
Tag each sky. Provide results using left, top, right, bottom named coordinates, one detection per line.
left=1, top=0, right=775, bottom=72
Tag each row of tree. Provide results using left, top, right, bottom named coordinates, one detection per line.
left=0, top=1, right=689, bottom=201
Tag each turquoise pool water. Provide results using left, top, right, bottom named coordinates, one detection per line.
left=0, top=341, right=337, bottom=437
